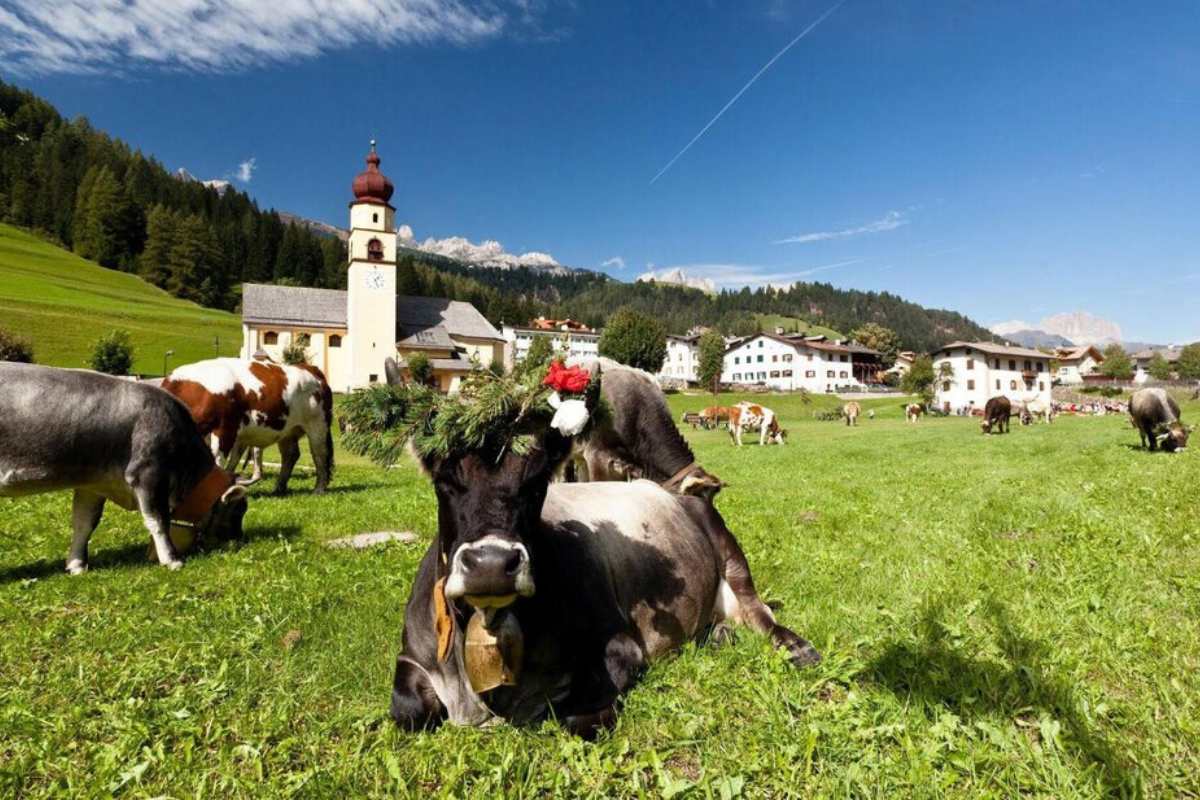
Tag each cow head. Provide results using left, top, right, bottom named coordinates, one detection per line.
left=980, top=418, right=993, bottom=434
left=767, top=419, right=787, bottom=445
left=174, top=468, right=249, bottom=542
left=662, top=463, right=725, bottom=501
left=425, top=430, right=574, bottom=609
left=1155, top=421, right=1190, bottom=452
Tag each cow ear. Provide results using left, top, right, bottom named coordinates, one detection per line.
left=221, top=484, right=247, bottom=504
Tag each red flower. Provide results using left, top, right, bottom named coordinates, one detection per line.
left=543, top=360, right=591, bottom=394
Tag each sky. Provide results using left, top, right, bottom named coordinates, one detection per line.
left=3, top=0, right=1198, bottom=343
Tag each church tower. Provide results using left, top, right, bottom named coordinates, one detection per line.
left=346, top=140, right=397, bottom=386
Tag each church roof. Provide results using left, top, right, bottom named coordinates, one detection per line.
left=240, top=284, right=503, bottom=342
left=243, top=284, right=347, bottom=328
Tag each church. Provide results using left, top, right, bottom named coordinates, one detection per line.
left=239, top=143, right=504, bottom=393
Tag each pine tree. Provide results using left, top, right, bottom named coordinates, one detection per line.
left=139, top=205, right=178, bottom=289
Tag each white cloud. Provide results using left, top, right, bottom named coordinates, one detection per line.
left=235, top=157, right=256, bottom=183
left=775, top=210, right=908, bottom=245
left=600, top=256, right=626, bottom=271
left=639, top=258, right=863, bottom=292
left=0, top=1, right=527, bottom=75
left=398, top=224, right=566, bottom=273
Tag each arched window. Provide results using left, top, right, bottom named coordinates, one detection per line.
left=367, top=238, right=384, bottom=261
left=1009, top=380, right=1017, bottom=390
left=328, top=334, right=342, bottom=348
left=264, top=331, right=279, bottom=345
left=372, top=212, right=379, bottom=223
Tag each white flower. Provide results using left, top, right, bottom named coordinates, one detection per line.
left=550, top=398, right=590, bottom=437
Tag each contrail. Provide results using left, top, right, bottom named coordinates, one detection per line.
left=649, top=0, right=847, bottom=185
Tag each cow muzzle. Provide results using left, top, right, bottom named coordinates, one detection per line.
left=445, top=536, right=534, bottom=609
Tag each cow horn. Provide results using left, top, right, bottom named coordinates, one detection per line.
left=221, top=484, right=248, bottom=503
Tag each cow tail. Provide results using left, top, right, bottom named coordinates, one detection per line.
left=320, top=380, right=335, bottom=484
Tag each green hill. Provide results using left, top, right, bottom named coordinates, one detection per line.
left=753, top=313, right=843, bottom=340
left=0, top=224, right=241, bottom=374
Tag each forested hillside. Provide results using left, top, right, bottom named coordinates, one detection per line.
left=1, top=78, right=995, bottom=353
left=0, top=80, right=345, bottom=311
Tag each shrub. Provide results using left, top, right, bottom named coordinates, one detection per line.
left=282, top=335, right=310, bottom=365
left=88, top=330, right=134, bottom=375
left=0, top=328, right=34, bottom=363
left=406, top=352, right=434, bottom=386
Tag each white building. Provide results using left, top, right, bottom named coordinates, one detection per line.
left=721, top=333, right=879, bottom=393
left=240, top=143, right=504, bottom=393
left=932, top=341, right=1052, bottom=413
left=658, top=334, right=701, bottom=384
left=1053, top=345, right=1103, bottom=384
left=501, top=320, right=600, bottom=369
left=1132, top=347, right=1182, bottom=383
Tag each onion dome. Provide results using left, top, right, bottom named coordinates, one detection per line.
left=351, top=140, right=394, bottom=204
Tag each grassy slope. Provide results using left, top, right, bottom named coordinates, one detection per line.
left=1, top=393, right=1199, bottom=797
left=754, top=313, right=843, bottom=340
left=0, top=224, right=241, bottom=374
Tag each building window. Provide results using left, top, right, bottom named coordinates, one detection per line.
left=372, top=212, right=379, bottom=223
left=782, top=370, right=793, bottom=377
left=264, top=331, right=279, bottom=345
left=757, top=355, right=764, bottom=363
left=770, top=370, right=780, bottom=378
left=839, top=371, right=848, bottom=379
left=943, top=381, right=950, bottom=391
left=967, top=379, right=975, bottom=390
left=1009, top=359, right=1016, bottom=371
left=995, top=379, right=1000, bottom=390
left=772, top=355, right=778, bottom=362
left=1024, top=360, right=1032, bottom=371
left=329, top=335, right=342, bottom=348
left=758, top=340, right=763, bottom=348
left=1039, top=382, right=1045, bottom=391
left=1009, top=380, right=1017, bottom=390
left=966, top=358, right=974, bottom=370
left=840, top=355, right=848, bottom=362
left=1037, top=363, right=1044, bottom=372
left=783, top=354, right=793, bottom=362
left=993, top=359, right=1000, bottom=369
left=369, top=374, right=378, bottom=383
left=806, top=370, right=815, bottom=378
left=758, top=372, right=766, bottom=380
left=826, top=370, right=835, bottom=378
left=734, top=356, right=740, bottom=364
left=367, top=238, right=384, bottom=261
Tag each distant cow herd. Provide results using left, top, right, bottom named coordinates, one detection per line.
left=0, top=354, right=1192, bottom=738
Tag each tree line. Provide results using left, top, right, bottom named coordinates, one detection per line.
left=0, top=80, right=345, bottom=311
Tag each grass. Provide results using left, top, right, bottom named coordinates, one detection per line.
left=1, top=390, right=1199, bottom=797
left=0, top=224, right=242, bottom=373
left=753, top=313, right=843, bottom=340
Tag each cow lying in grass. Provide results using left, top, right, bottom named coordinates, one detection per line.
left=340, top=367, right=819, bottom=738
left=0, top=363, right=248, bottom=573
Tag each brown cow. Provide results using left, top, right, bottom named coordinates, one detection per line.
left=729, top=402, right=785, bottom=446
left=905, top=403, right=923, bottom=423
left=162, top=358, right=334, bottom=494
left=981, top=396, right=1011, bottom=434
left=843, top=401, right=861, bottom=426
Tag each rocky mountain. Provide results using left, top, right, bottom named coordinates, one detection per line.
left=992, top=311, right=1122, bottom=346
left=172, top=167, right=231, bottom=196
left=636, top=267, right=717, bottom=295
left=995, top=329, right=1075, bottom=349
left=277, top=211, right=348, bottom=241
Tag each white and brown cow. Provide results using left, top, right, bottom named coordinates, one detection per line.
left=843, top=401, right=861, bottom=426
left=162, top=358, right=333, bottom=494
left=729, top=402, right=785, bottom=446
left=906, top=403, right=923, bottom=423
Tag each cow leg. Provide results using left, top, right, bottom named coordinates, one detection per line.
left=132, top=481, right=182, bottom=570
left=66, top=490, right=105, bottom=575
left=696, top=502, right=820, bottom=667
left=559, top=632, right=644, bottom=739
left=274, top=434, right=301, bottom=495
left=306, top=425, right=332, bottom=495
left=389, top=656, right=446, bottom=731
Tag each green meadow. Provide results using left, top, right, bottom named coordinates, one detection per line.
left=0, top=225, right=242, bottom=374
left=1, top=390, right=1198, bottom=797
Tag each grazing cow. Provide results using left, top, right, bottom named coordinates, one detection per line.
left=699, top=405, right=735, bottom=430
left=0, top=364, right=248, bottom=573
left=981, top=396, right=1012, bottom=434
left=843, top=401, right=861, bottom=426
left=729, top=402, right=785, bottom=446
left=1020, top=398, right=1054, bottom=425
left=388, top=426, right=820, bottom=737
left=1129, top=388, right=1191, bottom=452
left=162, top=358, right=333, bottom=495
left=906, top=403, right=923, bottom=423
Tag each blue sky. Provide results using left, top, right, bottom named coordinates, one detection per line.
left=4, top=0, right=1198, bottom=343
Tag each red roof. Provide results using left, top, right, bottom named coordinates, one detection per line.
left=351, top=141, right=394, bottom=205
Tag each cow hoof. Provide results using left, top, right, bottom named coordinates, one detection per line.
left=788, top=642, right=822, bottom=668
left=66, top=560, right=88, bottom=576
left=165, top=560, right=184, bottom=571
left=708, top=622, right=738, bottom=648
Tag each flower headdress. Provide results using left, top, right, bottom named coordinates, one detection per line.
left=340, top=359, right=602, bottom=466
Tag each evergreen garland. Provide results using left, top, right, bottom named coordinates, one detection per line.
left=340, top=364, right=604, bottom=466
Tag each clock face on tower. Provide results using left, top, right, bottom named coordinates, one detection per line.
left=364, top=268, right=385, bottom=289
